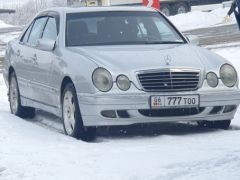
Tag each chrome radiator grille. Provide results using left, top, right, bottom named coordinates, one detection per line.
left=137, top=69, right=200, bottom=92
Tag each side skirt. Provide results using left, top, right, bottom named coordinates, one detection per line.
left=20, top=96, right=62, bottom=117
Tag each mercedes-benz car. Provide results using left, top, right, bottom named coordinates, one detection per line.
left=3, top=6, right=240, bottom=140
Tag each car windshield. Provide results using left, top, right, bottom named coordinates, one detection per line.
left=66, top=11, right=185, bottom=46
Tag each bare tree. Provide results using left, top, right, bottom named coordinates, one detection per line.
left=0, top=0, right=68, bottom=26
left=52, top=0, right=67, bottom=7
left=34, top=0, right=47, bottom=11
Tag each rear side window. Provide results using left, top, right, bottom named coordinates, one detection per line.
left=28, top=17, right=48, bottom=46
left=42, top=17, right=58, bottom=41
left=21, top=23, right=33, bottom=44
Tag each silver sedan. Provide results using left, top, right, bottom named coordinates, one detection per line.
left=3, top=6, right=240, bottom=140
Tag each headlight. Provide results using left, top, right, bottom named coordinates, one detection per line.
left=92, top=68, right=113, bottom=92
left=117, top=75, right=131, bottom=91
left=220, top=64, right=238, bottom=87
left=206, top=72, right=218, bottom=87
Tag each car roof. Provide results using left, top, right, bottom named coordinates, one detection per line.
left=42, top=6, right=157, bottom=15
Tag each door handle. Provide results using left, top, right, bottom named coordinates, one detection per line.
left=16, top=50, right=21, bottom=56
left=32, top=54, right=38, bottom=64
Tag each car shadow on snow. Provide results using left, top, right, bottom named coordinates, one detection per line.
left=96, top=122, right=218, bottom=139
left=0, top=167, right=6, bottom=175
left=98, top=122, right=240, bottom=139
left=24, top=110, right=240, bottom=141
left=230, top=125, right=240, bottom=131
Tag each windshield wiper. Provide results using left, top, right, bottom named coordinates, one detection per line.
left=70, top=41, right=185, bottom=46
left=142, top=41, right=185, bottom=44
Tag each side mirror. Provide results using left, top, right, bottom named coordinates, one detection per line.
left=36, top=39, right=55, bottom=51
left=186, top=35, right=200, bottom=46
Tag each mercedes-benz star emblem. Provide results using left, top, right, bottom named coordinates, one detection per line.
left=164, top=55, right=172, bottom=65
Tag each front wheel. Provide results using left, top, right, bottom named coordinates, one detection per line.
left=197, top=120, right=231, bottom=130
left=9, top=72, right=35, bottom=118
left=62, top=83, right=96, bottom=141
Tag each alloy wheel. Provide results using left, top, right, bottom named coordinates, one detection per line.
left=9, top=76, right=19, bottom=114
left=63, top=90, right=76, bottom=135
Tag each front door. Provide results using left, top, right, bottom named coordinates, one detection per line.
left=31, top=17, right=59, bottom=107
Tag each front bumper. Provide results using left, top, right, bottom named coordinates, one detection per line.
left=78, top=89, right=240, bottom=126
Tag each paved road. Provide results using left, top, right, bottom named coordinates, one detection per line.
left=184, top=24, right=240, bottom=47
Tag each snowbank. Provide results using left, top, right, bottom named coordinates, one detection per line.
left=0, top=31, right=21, bottom=57
left=0, top=51, right=4, bottom=57
left=0, top=31, right=20, bottom=43
left=0, top=20, right=14, bottom=29
left=169, top=8, right=236, bottom=31
left=0, top=47, right=240, bottom=180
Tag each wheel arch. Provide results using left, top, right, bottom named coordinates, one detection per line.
left=60, top=76, right=74, bottom=103
left=8, top=66, right=15, bottom=82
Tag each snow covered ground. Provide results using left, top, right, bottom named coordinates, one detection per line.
left=0, top=47, right=240, bottom=180
left=0, top=31, right=20, bottom=56
left=0, top=31, right=20, bottom=44
left=0, top=20, right=19, bottom=56
left=0, top=20, right=14, bottom=29
left=169, top=8, right=236, bottom=31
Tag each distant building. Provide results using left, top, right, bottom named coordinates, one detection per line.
left=0, top=9, right=15, bottom=14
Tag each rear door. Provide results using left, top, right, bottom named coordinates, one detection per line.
left=15, top=22, right=34, bottom=98
left=15, top=17, right=48, bottom=100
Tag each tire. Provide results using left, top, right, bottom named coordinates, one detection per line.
left=62, top=83, right=96, bottom=141
left=9, top=72, right=35, bottom=118
left=173, top=2, right=189, bottom=15
left=197, top=120, right=231, bottom=130
left=160, top=4, right=172, bottom=17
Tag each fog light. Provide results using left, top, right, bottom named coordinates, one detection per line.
left=101, top=110, right=117, bottom=118
left=223, top=105, right=237, bottom=113
left=117, top=110, right=130, bottom=118
left=210, top=106, right=223, bottom=114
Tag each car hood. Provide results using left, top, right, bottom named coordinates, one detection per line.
left=68, top=44, right=226, bottom=76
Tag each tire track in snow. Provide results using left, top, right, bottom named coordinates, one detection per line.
left=154, top=154, right=240, bottom=180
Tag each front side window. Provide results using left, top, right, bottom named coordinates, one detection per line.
left=42, top=17, right=58, bottom=41
left=28, top=17, right=48, bottom=46
left=21, top=23, right=33, bottom=44
left=66, top=11, right=185, bottom=46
